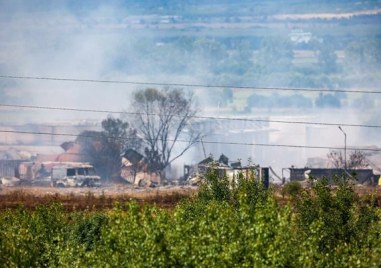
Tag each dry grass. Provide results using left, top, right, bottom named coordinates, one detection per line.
left=0, top=186, right=197, bottom=211
left=1, top=184, right=380, bottom=211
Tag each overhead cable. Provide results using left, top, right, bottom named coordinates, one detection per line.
left=1, top=75, right=381, bottom=94
left=1, top=103, right=381, bottom=129
left=1, top=129, right=380, bottom=152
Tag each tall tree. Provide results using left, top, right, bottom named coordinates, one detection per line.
left=131, top=88, right=201, bottom=181
left=77, top=117, right=141, bottom=180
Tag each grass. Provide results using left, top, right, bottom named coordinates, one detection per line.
left=0, top=188, right=195, bottom=211
left=1, top=184, right=381, bottom=211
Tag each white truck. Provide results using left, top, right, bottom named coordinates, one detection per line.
left=51, top=163, right=101, bottom=187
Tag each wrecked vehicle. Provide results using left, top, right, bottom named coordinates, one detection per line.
left=51, top=163, right=101, bottom=187
left=0, top=177, right=21, bottom=187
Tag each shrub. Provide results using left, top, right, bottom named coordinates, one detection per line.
left=1, top=172, right=381, bottom=267
left=295, top=177, right=381, bottom=266
left=281, top=181, right=303, bottom=199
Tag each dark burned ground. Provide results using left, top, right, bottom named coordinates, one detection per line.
left=0, top=184, right=198, bottom=211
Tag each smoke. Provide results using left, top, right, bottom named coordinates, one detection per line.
left=0, top=2, right=137, bottom=115
left=0, top=1, right=380, bottom=179
left=0, top=1, right=213, bottom=114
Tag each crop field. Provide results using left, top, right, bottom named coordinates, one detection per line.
left=1, top=174, right=381, bottom=267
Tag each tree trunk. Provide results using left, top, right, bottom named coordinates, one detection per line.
left=158, top=170, right=166, bottom=185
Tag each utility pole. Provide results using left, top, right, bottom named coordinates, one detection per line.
left=338, top=126, right=347, bottom=170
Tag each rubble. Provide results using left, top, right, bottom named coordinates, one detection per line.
left=182, top=154, right=270, bottom=188
left=120, top=149, right=160, bottom=187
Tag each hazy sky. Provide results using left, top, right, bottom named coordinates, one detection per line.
left=0, top=1, right=145, bottom=113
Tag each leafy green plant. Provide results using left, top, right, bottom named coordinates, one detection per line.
left=281, top=181, right=303, bottom=199
left=73, top=213, right=108, bottom=251
left=1, top=172, right=381, bottom=267
left=295, top=177, right=380, bottom=266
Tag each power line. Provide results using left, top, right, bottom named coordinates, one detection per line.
left=2, top=103, right=381, bottom=129
left=1, top=129, right=380, bottom=152
left=1, top=74, right=381, bottom=94
left=0, top=103, right=124, bottom=115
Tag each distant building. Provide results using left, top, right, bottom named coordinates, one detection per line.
left=0, top=160, right=25, bottom=178
left=289, top=29, right=312, bottom=44
left=289, top=168, right=378, bottom=185
left=184, top=154, right=270, bottom=188
left=0, top=148, right=32, bottom=178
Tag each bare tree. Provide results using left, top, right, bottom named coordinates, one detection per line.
left=327, top=150, right=368, bottom=169
left=131, top=88, right=201, bottom=181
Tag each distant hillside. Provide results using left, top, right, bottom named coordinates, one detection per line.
left=2, top=0, right=380, bottom=17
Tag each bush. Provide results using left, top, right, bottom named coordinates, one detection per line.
left=1, top=173, right=381, bottom=267
left=281, top=181, right=303, bottom=199
left=295, top=177, right=381, bottom=266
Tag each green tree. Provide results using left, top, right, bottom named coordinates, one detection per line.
left=192, top=38, right=228, bottom=74
left=345, top=39, right=381, bottom=72
left=77, top=116, right=141, bottom=180
left=220, top=40, right=253, bottom=75
left=255, top=36, right=293, bottom=73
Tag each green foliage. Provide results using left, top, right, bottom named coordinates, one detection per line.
left=295, top=178, right=381, bottom=266
left=0, top=203, right=66, bottom=267
left=197, top=168, right=232, bottom=202
left=255, top=36, right=293, bottom=73
left=1, top=174, right=381, bottom=267
left=76, top=116, right=141, bottom=180
left=281, top=181, right=303, bottom=199
left=344, top=39, right=381, bottom=71
left=73, top=213, right=108, bottom=251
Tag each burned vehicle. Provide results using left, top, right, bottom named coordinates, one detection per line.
left=51, top=163, right=101, bottom=187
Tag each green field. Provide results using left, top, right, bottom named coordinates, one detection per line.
left=1, top=172, right=381, bottom=267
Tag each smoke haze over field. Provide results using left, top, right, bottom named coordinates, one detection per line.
left=0, top=2, right=133, bottom=111
left=0, top=0, right=380, bottom=176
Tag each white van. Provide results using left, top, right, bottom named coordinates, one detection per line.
left=51, top=163, right=101, bottom=187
